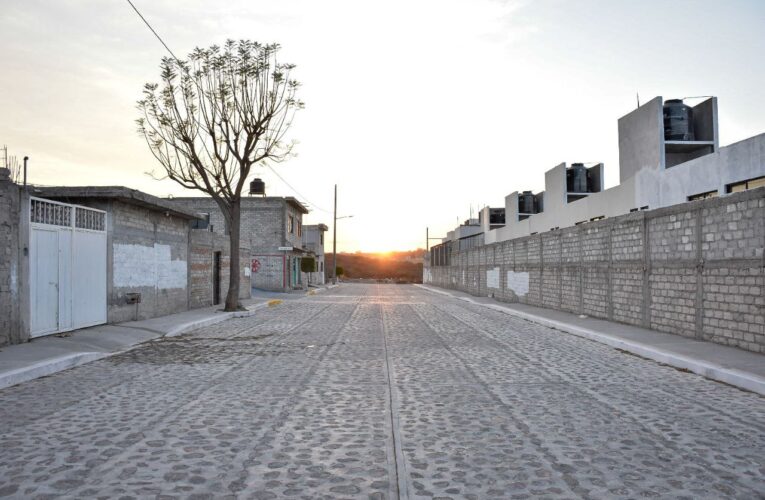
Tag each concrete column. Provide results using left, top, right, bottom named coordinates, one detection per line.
left=641, top=213, right=651, bottom=328
left=607, top=224, right=614, bottom=321
left=578, top=226, right=584, bottom=314
left=694, top=207, right=704, bottom=340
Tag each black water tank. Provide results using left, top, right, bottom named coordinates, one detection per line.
left=663, top=99, right=695, bottom=141
left=567, top=163, right=588, bottom=193
left=518, top=191, right=536, bottom=214
left=249, top=178, right=265, bottom=195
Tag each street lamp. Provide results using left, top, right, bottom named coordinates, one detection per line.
left=332, top=184, right=354, bottom=284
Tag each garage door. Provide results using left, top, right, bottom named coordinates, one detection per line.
left=29, top=197, right=107, bottom=337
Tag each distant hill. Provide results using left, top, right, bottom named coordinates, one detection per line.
left=326, top=250, right=424, bottom=283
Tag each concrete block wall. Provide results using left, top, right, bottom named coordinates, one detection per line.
left=426, top=188, right=765, bottom=353
left=0, top=172, right=22, bottom=346
left=171, top=197, right=290, bottom=254
left=189, top=230, right=251, bottom=309
left=108, top=201, right=190, bottom=323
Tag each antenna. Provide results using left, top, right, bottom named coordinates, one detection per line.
left=636, top=92, right=640, bottom=108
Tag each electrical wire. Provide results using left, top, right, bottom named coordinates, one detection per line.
left=125, top=0, right=181, bottom=62
left=125, top=0, right=331, bottom=215
left=265, top=164, right=333, bottom=214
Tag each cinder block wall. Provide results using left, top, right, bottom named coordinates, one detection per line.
left=171, top=197, right=288, bottom=254
left=426, top=188, right=765, bottom=353
left=108, top=201, right=190, bottom=322
left=189, top=230, right=251, bottom=308
left=0, top=172, right=22, bottom=346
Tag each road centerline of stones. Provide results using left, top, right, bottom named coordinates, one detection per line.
left=379, top=299, right=409, bottom=500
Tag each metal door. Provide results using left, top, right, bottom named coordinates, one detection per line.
left=30, top=228, right=59, bottom=336
left=29, top=198, right=107, bottom=337
left=213, top=251, right=221, bottom=305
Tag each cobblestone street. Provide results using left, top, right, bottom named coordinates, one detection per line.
left=0, top=284, right=763, bottom=499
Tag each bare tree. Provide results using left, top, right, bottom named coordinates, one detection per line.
left=137, top=40, right=302, bottom=311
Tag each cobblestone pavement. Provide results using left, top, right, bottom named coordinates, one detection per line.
left=0, top=284, right=764, bottom=499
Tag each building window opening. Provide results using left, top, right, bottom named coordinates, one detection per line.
left=288, top=215, right=294, bottom=233
left=727, top=175, right=765, bottom=194
left=688, top=190, right=718, bottom=201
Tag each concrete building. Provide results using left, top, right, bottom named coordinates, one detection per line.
left=170, top=195, right=312, bottom=292
left=302, top=224, right=329, bottom=285
left=425, top=94, right=765, bottom=354
left=435, top=96, right=764, bottom=246
left=0, top=181, right=251, bottom=347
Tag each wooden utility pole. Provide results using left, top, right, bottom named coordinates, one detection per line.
left=332, top=183, right=337, bottom=284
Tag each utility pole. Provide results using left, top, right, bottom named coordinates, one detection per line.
left=332, top=183, right=337, bottom=284
left=426, top=227, right=429, bottom=251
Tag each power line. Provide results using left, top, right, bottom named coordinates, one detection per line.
left=125, top=0, right=329, bottom=215
left=125, top=0, right=180, bottom=62
left=265, top=164, right=333, bottom=214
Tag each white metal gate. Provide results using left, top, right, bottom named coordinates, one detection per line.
left=29, top=197, right=107, bottom=337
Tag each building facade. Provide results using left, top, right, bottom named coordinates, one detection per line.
left=425, top=94, right=765, bottom=353
left=0, top=181, right=251, bottom=347
left=302, top=224, right=329, bottom=285
left=170, top=196, right=313, bottom=292
left=435, top=96, right=764, bottom=248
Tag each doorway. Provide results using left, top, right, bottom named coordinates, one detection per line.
left=213, top=251, right=221, bottom=305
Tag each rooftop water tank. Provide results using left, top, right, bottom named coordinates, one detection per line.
left=663, top=99, right=695, bottom=141
left=567, top=163, right=589, bottom=193
left=489, top=209, right=505, bottom=224
left=249, top=178, right=265, bottom=196
left=518, top=191, right=536, bottom=214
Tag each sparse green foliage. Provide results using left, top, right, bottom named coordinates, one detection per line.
left=300, top=257, right=316, bottom=274
left=137, top=40, right=302, bottom=310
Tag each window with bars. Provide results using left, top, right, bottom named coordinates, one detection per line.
left=75, top=207, right=105, bottom=231
left=30, top=198, right=105, bottom=232
left=30, top=199, right=72, bottom=226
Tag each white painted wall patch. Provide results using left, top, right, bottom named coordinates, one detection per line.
left=113, top=243, right=187, bottom=289
left=506, top=271, right=529, bottom=296
left=486, top=267, right=500, bottom=289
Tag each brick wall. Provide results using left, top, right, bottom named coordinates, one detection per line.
left=189, top=230, right=251, bottom=309
left=426, top=188, right=765, bottom=353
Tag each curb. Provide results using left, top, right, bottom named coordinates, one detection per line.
left=415, top=284, right=765, bottom=396
left=0, top=352, right=109, bottom=391
left=163, top=302, right=269, bottom=338
left=0, top=302, right=270, bottom=391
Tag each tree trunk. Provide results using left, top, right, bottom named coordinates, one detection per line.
left=225, top=199, right=242, bottom=311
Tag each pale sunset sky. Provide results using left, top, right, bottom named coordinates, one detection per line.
left=1, top=0, right=764, bottom=252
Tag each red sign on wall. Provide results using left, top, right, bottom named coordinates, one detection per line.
left=251, top=259, right=261, bottom=273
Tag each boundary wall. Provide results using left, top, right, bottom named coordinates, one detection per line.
left=425, top=188, right=765, bottom=353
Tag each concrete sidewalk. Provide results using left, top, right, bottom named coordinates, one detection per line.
left=0, top=298, right=271, bottom=391
left=416, top=284, right=765, bottom=396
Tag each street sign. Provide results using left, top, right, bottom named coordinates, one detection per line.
left=278, top=246, right=293, bottom=251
